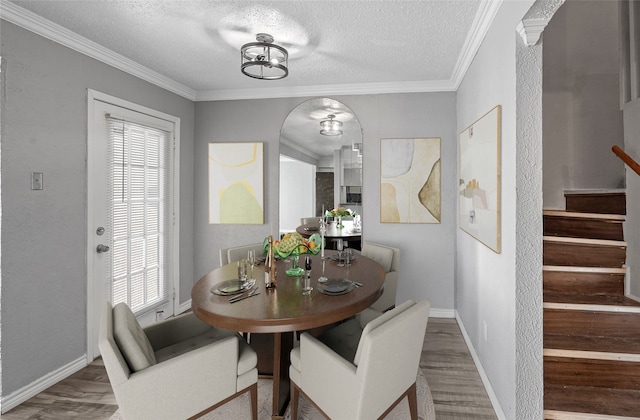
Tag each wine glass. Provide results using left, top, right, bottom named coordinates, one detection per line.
left=247, top=250, right=256, bottom=280
left=336, top=240, right=345, bottom=267
left=237, top=259, right=248, bottom=286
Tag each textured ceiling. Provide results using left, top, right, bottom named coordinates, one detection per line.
left=6, top=0, right=486, bottom=100
left=3, top=0, right=497, bottom=158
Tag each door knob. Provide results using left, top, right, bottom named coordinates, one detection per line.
left=96, top=244, right=110, bottom=253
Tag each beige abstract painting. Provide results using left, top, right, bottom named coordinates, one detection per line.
left=209, top=142, right=264, bottom=224
left=380, top=138, right=441, bottom=223
left=458, top=105, right=501, bottom=253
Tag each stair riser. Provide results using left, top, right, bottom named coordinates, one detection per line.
left=543, top=242, right=626, bottom=268
left=565, top=193, right=626, bottom=215
left=543, top=217, right=624, bottom=241
left=544, top=383, right=640, bottom=417
left=543, top=271, right=625, bottom=296
left=544, top=309, right=640, bottom=339
left=545, top=356, right=640, bottom=390
left=544, top=191, right=634, bottom=418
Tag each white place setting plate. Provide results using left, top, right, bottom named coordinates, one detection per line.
left=316, top=278, right=355, bottom=295
left=211, top=278, right=256, bottom=296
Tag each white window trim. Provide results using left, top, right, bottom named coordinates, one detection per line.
left=86, top=89, right=181, bottom=362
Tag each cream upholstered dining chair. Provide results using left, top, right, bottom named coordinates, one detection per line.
left=289, top=299, right=431, bottom=420
left=99, top=302, right=258, bottom=420
left=360, top=241, right=400, bottom=315
left=219, top=242, right=264, bottom=266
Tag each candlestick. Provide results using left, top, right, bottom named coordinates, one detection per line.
left=319, top=218, right=326, bottom=259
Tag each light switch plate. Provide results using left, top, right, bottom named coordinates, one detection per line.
left=31, top=172, right=43, bottom=190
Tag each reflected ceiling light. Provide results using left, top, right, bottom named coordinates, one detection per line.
left=320, top=114, right=343, bottom=136
left=241, top=33, right=288, bottom=80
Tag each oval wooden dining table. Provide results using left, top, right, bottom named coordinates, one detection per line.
left=191, top=252, right=385, bottom=419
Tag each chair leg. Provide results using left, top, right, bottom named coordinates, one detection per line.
left=290, top=380, right=299, bottom=420
left=407, top=382, right=418, bottom=420
left=249, top=382, right=258, bottom=420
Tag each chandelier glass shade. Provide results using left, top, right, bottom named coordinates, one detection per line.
left=240, top=33, right=288, bottom=80
left=320, top=114, right=343, bottom=136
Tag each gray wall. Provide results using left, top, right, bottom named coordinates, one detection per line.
left=543, top=0, right=625, bottom=209
left=194, top=93, right=457, bottom=312
left=456, top=1, right=540, bottom=418
left=0, top=22, right=195, bottom=396
left=623, top=99, right=640, bottom=299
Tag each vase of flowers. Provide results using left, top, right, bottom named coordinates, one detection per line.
left=326, top=207, right=355, bottom=229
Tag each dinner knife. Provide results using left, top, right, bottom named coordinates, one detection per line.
left=229, top=291, right=260, bottom=304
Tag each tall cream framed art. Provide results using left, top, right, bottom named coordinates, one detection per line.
left=458, top=106, right=501, bottom=253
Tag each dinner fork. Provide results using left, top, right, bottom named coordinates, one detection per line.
left=229, top=287, right=259, bottom=303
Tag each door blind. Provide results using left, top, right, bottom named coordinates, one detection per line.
left=106, top=115, right=173, bottom=315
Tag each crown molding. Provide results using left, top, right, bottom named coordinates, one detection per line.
left=0, top=0, right=197, bottom=100
left=517, top=18, right=551, bottom=47
left=195, top=79, right=457, bottom=102
left=450, top=0, right=503, bottom=89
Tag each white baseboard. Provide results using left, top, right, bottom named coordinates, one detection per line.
left=455, top=311, right=506, bottom=420
left=178, top=298, right=192, bottom=315
left=429, top=307, right=456, bottom=318
left=623, top=265, right=640, bottom=304
left=1, top=355, right=87, bottom=414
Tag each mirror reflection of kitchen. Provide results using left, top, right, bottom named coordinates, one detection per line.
left=341, top=145, right=363, bottom=215
left=279, top=98, right=363, bottom=234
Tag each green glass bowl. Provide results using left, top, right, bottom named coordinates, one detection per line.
left=263, top=233, right=323, bottom=259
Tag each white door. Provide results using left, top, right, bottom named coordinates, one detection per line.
left=87, top=90, right=180, bottom=360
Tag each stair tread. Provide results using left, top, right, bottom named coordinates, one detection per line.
left=545, top=334, right=640, bottom=355
left=545, top=384, right=640, bottom=417
left=544, top=294, right=640, bottom=306
left=543, top=210, right=626, bottom=221
left=543, top=236, right=627, bottom=246
left=544, top=265, right=627, bottom=274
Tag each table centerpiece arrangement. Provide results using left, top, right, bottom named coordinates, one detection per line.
left=264, top=231, right=322, bottom=276
left=325, top=207, right=356, bottom=229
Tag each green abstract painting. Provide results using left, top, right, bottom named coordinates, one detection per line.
left=209, top=142, right=264, bottom=224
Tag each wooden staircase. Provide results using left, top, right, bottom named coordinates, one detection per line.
left=543, top=191, right=640, bottom=420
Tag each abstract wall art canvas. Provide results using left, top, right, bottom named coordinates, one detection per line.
left=458, top=105, right=501, bottom=253
left=380, top=137, right=441, bottom=224
left=209, top=142, right=264, bottom=224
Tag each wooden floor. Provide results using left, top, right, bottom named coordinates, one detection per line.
left=3, top=318, right=497, bottom=419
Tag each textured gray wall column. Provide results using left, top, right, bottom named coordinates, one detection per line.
left=515, top=30, right=544, bottom=420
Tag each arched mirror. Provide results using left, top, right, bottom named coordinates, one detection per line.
left=279, top=98, right=363, bottom=234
